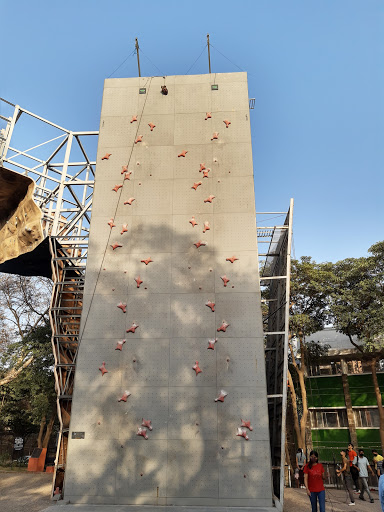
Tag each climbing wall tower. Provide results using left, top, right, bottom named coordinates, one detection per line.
left=64, top=72, right=273, bottom=508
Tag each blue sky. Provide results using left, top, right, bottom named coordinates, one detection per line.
left=1, top=0, right=383, bottom=263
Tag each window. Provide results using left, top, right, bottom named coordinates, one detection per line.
left=311, top=409, right=348, bottom=428
left=354, top=408, right=380, bottom=427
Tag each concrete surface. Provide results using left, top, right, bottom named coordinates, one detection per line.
left=65, top=72, right=271, bottom=507
left=0, top=471, right=52, bottom=512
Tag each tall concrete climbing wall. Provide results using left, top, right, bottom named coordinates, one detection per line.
left=65, top=72, right=273, bottom=508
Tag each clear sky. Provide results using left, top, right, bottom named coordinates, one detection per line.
left=1, top=0, right=383, bottom=263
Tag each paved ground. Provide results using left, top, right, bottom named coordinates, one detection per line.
left=0, top=472, right=382, bottom=511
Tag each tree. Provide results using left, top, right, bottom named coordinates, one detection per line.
left=330, top=241, right=384, bottom=450
left=288, top=257, right=334, bottom=449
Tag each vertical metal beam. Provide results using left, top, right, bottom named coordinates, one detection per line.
left=51, top=133, right=73, bottom=235
left=1, top=104, right=20, bottom=160
left=135, top=38, right=141, bottom=77
left=207, top=34, right=211, bottom=74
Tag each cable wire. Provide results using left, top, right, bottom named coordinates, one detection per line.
left=107, top=49, right=136, bottom=78
left=139, top=47, right=165, bottom=77
left=209, top=43, right=245, bottom=73
left=185, top=44, right=208, bottom=75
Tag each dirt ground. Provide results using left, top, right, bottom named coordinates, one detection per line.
left=0, top=471, right=383, bottom=511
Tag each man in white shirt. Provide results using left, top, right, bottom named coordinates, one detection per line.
left=357, top=449, right=374, bottom=503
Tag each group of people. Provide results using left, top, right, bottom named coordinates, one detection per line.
left=295, top=444, right=384, bottom=511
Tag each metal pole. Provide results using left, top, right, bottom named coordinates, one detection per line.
left=207, top=34, right=211, bottom=74
left=135, top=38, right=141, bottom=77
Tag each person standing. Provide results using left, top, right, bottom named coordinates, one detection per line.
left=348, top=443, right=360, bottom=492
left=357, top=449, right=374, bottom=503
left=296, top=448, right=306, bottom=489
left=304, top=450, right=325, bottom=512
left=336, top=449, right=355, bottom=506
left=372, top=449, right=384, bottom=477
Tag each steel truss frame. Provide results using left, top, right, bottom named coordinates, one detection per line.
left=257, top=199, right=294, bottom=511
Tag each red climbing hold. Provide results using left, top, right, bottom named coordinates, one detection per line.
left=112, top=184, right=123, bottom=192
left=124, top=197, right=135, bottom=206
left=203, top=221, right=210, bottom=233
left=217, top=321, right=230, bottom=332
left=211, top=132, right=219, bottom=141
left=207, top=339, right=217, bottom=350
left=206, top=300, right=215, bottom=312
left=117, top=302, right=127, bottom=313
left=124, top=171, right=132, bottom=181
left=102, top=153, right=112, bottom=160
left=241, top=419, right=253, bottom=431
left=148, top=123, right=156, bottom=131
left=205, top=112, right=212, bottom=120
left=204, top=195, right=215, bottom=203
left=111, top=243, right=122, bottom=250
left=193, top=361, right=202, bottom=375
left=137, top=427, right=148, bottom=439
left=118, top=390, right=131, bottom=402
left=189, top=216, right=198, bottom=227
left=141, top=257, right=153, bottom=265
left=99, top=361, right=108, bottom=376
left=194, top=241, right=207, bottom=249
left=178, top=150, right=188, bottom=158
left=121, top=165, right=128, bottom=174
left=141, top=419, right=153, bottom=431
left=203, top=169, right=210, bottom=178
left=215, top=390, right=228, bottom=402
left=135, top=135, right=143, bottom=144
left=221, top=275, right=230, bottom=287
left=115, top=339, right=126, bottom=350
left=236, top=427, right=249, bottom=440
left=121, top=224, right=128, bottom=235
left=226, top=256, right=238, bottom=264
left=127, top=323, right=139, bottom=333
left=135, top=276, right=143, bottom=288
left=192, top=181, right=202, bottom=190
left=223, top=119, right=231, bottom=128
left=53, top=487, right=61, bottom=496
left=199, top=163, right=206, bottom=172
left=108, top=218, right=116, bottom=229
left=130, top=115, right=137, bottom=123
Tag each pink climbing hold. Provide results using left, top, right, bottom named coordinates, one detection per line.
left=141, top=257, right=153, bottom=265
left=203, top=221, right=210, bottom=233
left=189, top=216, right=198, bottom=227
left=141, top=419, right=153, bottom=431
left=241, top=419, right=253, bottom=431
left=99, top=361, right=108, bottom=376
left=123, top=171, right=132, bottom=181
left=108, top=218, right=116, bottom=229
left=111, top=243, right=122, bottom=250
left=127, top=323, right=139, bottom=333
left=130, top=115, right=138, bottom=123
left=236, top=427, right=249, bottom=440
left=202, top=169, right=210, bottom=178
left=223, top=119, right=231, bottom=128
left=137, top=427, right=148, bottom=440
left=117, top=302, right=127, bottom=313
left=221, top=275, right=230, bottom=287
left=135, top=276, right=143, bottom=288
left=112, top=184, right=123, bottom=192
left=206, top=300, right=215, bottom=312
left=215, top=390, right=228, bottom=402
left=118, top=390, right=131, bottom=402
left=194, top=241, right=207, bottom=249
left=217, top=321, right=230, bottom=332
left=205, top=112, right=212, bottom=120
left=199, top=163, right=206, bottom=172
left=124, top=197, right=135, bottom=205
left=211, top=132, right=219, bottom=141
left=178, top=150, right=188, bottom=157
left=148, top=122, right=156, bottom=131
left=115, top=339, right=126, bottom=351
left=102, top=153, right=112, bottom=160
left=207, top=339, right=217, bottom=350
left=192, top=181, right=202, bottom=191
left=121, top=224, right=128, bottom=235
left=193, top=361, right=202, bottom=375
left=121, top=165, right=128, bottom=174
left=204, top=195, right=215, bottom=203
left=135, top=135, right=143, bottom=144
left=226, top=256, right=238, bottom=264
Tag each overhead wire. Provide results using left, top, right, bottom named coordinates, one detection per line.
left=107, top=49, right=136, bottom=78
left=139, top=47, right=165, bottom=77
left=185, top=44, right=208, bottom=75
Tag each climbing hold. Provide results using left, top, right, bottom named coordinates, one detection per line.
left=203, top=221, right=210, bottom=233
left=121, top=165, right=128, bottom=174
left=137, top=427, right=148, bottom=439
left=189, top=216, right=198, bottom=227
left=124, top=197, right=135, bottom=206
left=108, top=218, right=116, bottom=229
left=148, top=123, right=156, bottom=131
left=192, top=181, right=202, bottom=191
left=194, top=241, right=207, bottom=249
left=112, top=184, right=123, bottom=192
left=205, top=112, right=212, bottom=120
left=135, top=135, right=143, bottom=144
left=117, top=302, right=127, bottom=313
left=199, top=163, right=206, bottom=172
left=215, top=390, right=228, bottom=402
left=226, top=256, right=238, bottom=264
left=223, top=119, right=231, bottom=128
left=241, top=419, right=253, bottom=431
left=221, top=275, right=230, bottom=287
left=111, top=243, right=122, bottom=250
left=211, top=132, right=219, bottom=141
left=115, top=339, right=126, bottom=351
left=236, top=427, right=249, bottom=440
left=192, top=361, right=202, bottom=375
left=99, top=361, right=108, bottom=376
left=127, top=323, right=139, bottom=333
left=130, top=115, right=138, bottom=123
left=205, top=300, right=215, bottom=312
left=135, top=276, right=143, bottom=288
left=141, top=419, right=153, bottom=431
left=123, top=171, right=132, bottom=181
left=202, top=169, right=210, bottom=178
left=118, top=390, right=131, bottom=402
left=207, top=339, right=217, bottom=350
left=204, top=195, right=215, bottom=203
left=121, top=224, right=128, bottom=235
left=217, top=321, right=230, bottom=332
left=102, top=153, right=112, bottom=160
left=141, top=257, right=153, bottom=265
left=178, top=150, right=188, bottom=158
